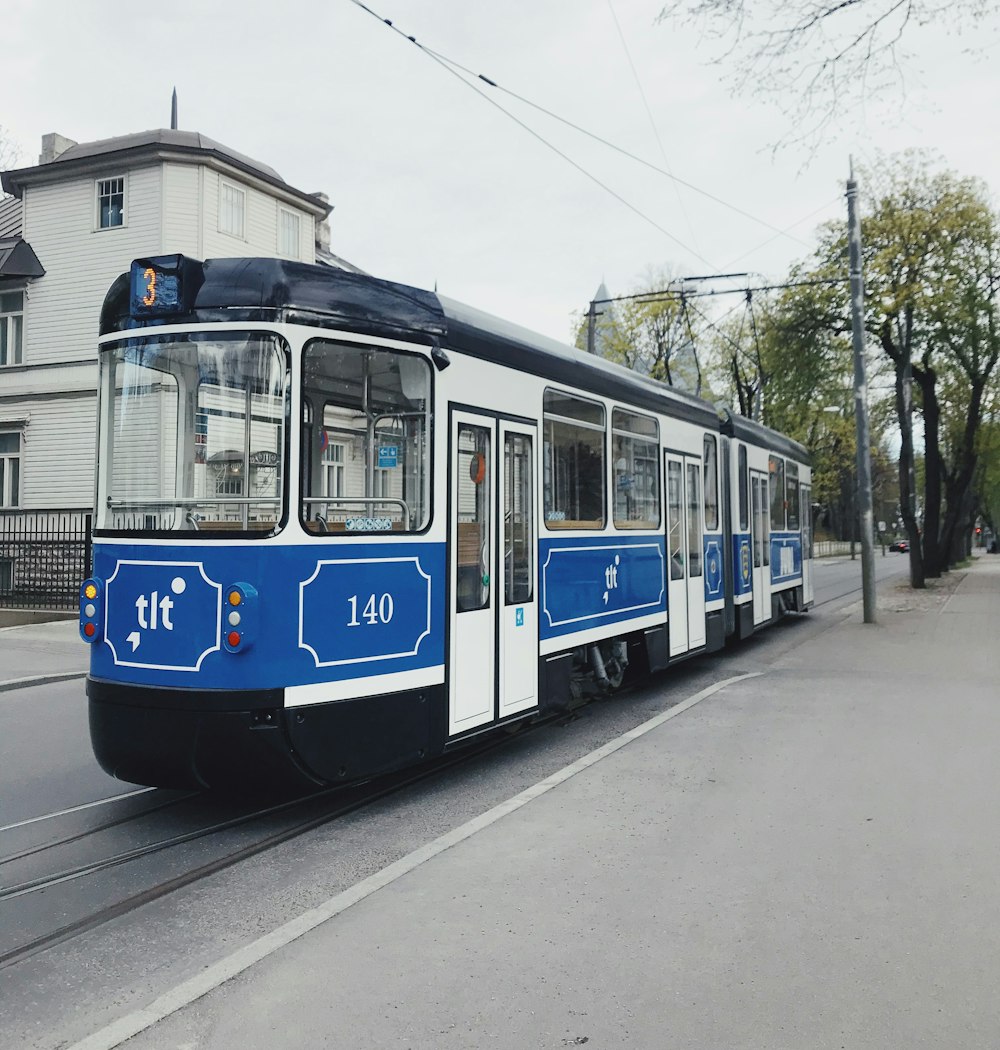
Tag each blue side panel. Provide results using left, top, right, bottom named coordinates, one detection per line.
left=732, top=533, right=753, bottom=596
left=87, top=541, right=446, bottom=689
left=539, top=535, right=665, bottom=641
left=770, top=532, right=802, bottom=585
left=704, top=534, right=724, bottom=601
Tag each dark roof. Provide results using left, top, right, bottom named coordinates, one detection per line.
left=0, top=196, right=22, bottom=239
left=99, top=255, right=730, bottom=431
left=721, top=407, right=810, bottom=463
left=54, top=129, right=284, bottom=182
left=1, top=129, right=330, bottom=217
left=0, top=238, right=44, bottom=279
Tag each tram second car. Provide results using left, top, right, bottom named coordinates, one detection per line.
left=81, top=255, right=811, bottom=790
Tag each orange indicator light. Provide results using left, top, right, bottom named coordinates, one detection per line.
left=227, top=631, right=241, bottom=647
left=228, top=591, right=242, bottom=607
left=84, top=583, right=98, bottom=600
left=84, top=622, right=96, bottom=638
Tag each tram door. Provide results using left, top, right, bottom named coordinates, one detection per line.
left=750, top=471, right=770, bottom=625
left=801, top=484, right=814, bottom=605
left=449, top=413, right=538, bottom=736
left=665, top=453, right=706, bottom=657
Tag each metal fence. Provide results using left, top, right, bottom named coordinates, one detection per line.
left=0, top=508, right=92, bottom=610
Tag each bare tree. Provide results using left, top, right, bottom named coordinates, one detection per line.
left=0, top=126, right=21, bottom=195
left=657, top=0, right=996, bottom=146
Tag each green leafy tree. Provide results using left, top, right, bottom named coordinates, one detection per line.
left=575, top=271, right=708, bottom=395
left=745, top=155, right=1000, bottom=583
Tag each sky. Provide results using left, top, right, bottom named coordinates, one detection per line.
left=3, top=0, right=999, bottom=344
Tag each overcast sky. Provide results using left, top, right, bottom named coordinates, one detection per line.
left=3, top=0, right=999, bottom=343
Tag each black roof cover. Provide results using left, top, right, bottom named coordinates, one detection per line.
left=100, top=257, right=445, bottom=341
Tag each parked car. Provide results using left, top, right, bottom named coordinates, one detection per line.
left=889, top=539, right=910, bottom=553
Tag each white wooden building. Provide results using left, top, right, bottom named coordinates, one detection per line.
left=0, top=128, right=350, bottom=510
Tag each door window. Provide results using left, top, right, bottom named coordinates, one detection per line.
left=505, top=433, right=533, bottom=604
left=686, top=462, right=702, bottom=577
left=667, top=460, right=684, bottom=580
left=457, top=424, right=491, bottom=612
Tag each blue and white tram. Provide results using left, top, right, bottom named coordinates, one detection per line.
left=80, top=255, right=811, bottom=790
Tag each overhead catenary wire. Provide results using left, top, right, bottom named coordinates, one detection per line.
left=347, top=0, right=716, bottom=268
left=590, top=274, right=849, bottom=308
left=604, top=0, right=703, bottom=258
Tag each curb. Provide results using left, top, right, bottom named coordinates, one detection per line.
left=0, top=670, right=88, bottom=693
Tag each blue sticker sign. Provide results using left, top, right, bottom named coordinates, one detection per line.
left=299, top=556, right=432, bottom=666
left=770, top=534, right=802, bottom=582
left=377, top=445, right=398, bottom=468
left=104, top=560, right=222, bottom=671
left=515, top=607, right=524, bottom=627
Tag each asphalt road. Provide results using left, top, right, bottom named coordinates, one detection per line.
left=0, top=557, right=910, bottom=1049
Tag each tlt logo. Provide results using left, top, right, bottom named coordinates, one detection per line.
left=602, top=554, right=621, bottom=604
left=136, top=590, right=175, bottom=631
left=127, top=576, right=188, bottom=651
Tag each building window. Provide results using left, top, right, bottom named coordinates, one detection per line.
left=279, top=208, right=301, bottom=257
left=219, top=181, right=246, bottom=238
left=0, top=292, right=24, bottom=366
left=0, top=432, right=21, bottom=506
left=323, top=440, right=346, bottom=498
left=97, top=177, right=125, bottom=228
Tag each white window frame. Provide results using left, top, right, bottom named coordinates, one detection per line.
left=95, top=175, right=126, bottom=230
left=323, top=440, right=346, bottom=498
left=0, top=290, right=25, bottom=367
left=219, top=180, right=247, bottom=239
left=278, top=207, right=301, bottom=258
left=0, top=431, right=22, bottom=507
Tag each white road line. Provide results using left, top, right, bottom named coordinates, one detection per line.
left=66, top=671, right=762, bottom=1050
left=0, top=788, right=157, bottom=834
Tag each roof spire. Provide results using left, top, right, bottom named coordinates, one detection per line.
left=170, top=88, right=178, bottom=131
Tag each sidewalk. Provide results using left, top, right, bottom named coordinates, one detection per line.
left=75, top=555, right=999, bottom=1050
left=0, top=618, right=87, bottom=690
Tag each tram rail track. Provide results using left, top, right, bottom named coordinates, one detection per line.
left=0, top=716, right=549, bottom=973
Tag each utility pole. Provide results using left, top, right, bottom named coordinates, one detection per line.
left=586, top=300, right=597, bottom=355
left=846, top=160, right=877, bottom=624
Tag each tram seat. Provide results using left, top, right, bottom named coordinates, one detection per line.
left=303, top=519, right=405, bottom=534
left=542, top=519, right=603, bottom=530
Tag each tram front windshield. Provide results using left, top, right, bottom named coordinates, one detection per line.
left=96, top=332, right=287, bottom=534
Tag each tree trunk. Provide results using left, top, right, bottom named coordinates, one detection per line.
left=939, top=379, right=986, bottom=568
left=894, top=363, right=925, bottom=587
left=914, top=364, right=942, bottom=576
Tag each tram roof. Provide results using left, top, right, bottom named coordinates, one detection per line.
left=720, top=407, right=810, bottom=464
left=100, top=256, right=807, bottom=444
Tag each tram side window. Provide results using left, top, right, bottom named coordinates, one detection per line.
left=703, top=434, right=719, bottom=531
left=543, top=390, right=605, bottom=529
left=768, top=455, right=785, bottom=530
left=612, top=408, right=659, bottom=529
left=738, top=445, right=749, bottom=532
left=301, top=341, right=431, bottom=533
left=785, top=461, right=800, bottom=530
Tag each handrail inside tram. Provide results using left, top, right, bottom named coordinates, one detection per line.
left=107, top=497, right=280, bottom=507
left=301, top=496, right=412, bottom=528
